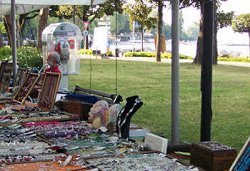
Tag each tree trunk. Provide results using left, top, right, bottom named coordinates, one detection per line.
left=193, top=17, right=203, bottom=64
left=17, top=14, right=27, bottom=47
left=0, top=33, right=3, bottom=47
left=37, top=8, right=49, bottom=50
left=213, top=4, right=218, bottom=64
left=3, top=15, right=13, bottom=48
left=156, top=0, right=163, bottom=62
left=193, top=0, right=219, bottom=65
left=141, top=27, right=144, bottom=51
left=213, top=21, right=218, bottom=64
left=248, top=32, right=250, bottom=58
left=193, top=0, right=204, bottom=64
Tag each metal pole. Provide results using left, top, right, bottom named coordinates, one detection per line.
left=73, top=6, right=76, bottom=24
left=171, top=0, right=180, bottom=145
left=200, top=0, right=214, bottom=141
left=11, top=0, right=17, bottom=78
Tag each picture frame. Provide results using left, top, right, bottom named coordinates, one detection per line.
left=0, top=60, right=8, bottom=86
left=38, top=72, right=61, bottom=111
left=0, top=62, right=12, bottom=93
left=13, top=68, right=28, bottom=88
left=13, top=73, right=40, bottom=104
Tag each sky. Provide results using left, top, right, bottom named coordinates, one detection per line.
left=163, top=0, right=250, bottom=44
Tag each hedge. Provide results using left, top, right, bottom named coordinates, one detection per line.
left=0, top=46, right=43, bottom=69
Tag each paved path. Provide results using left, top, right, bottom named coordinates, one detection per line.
left=81, top=55, right=250, bottom=67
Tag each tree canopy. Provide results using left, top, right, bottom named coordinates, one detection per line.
left=124, top=0, right=156, bottom=31
left=124, top=0, right=157, bottom=51
left=232, top=13, right=250, bottom=57
left=110, top=12, right=131, bottom=35
left=232, top=13, right=250, bottom=33
left=50, top=0, right=124, bottom=23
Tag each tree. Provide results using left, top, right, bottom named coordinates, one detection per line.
left=38, top=8, right=50, bottom=49
left=186, top=23, right=199, bottom=40
left=3, top=10, right=39, bottom=48
left=151, top=22, right=171, bottom=40
left=214, top=10, right=234, bottom=62
left=179, top=0, right=228, bottom=64
left=110, top=12, right=131, bottom=35
left=179, top=11, right=187, bottom=41
left=124, top=0, right=157, bottom=51
left=0, top=21, right=7, bottom=47
left=150, top=0, right=164, bottom=62
left=163, top=23, right=171, bottom=40
left=51, top=0, right=124, bottom=48
left=232, top=13, right=250, bottom=57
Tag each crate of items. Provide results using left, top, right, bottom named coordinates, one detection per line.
left=190, top=141, right=237, bottom=171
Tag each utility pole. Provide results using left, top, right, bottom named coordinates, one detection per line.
left=11, top=0, right=17, bottom=78
left=171, top=0, right=180, bottom=145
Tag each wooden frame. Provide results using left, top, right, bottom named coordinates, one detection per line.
left=0, top=60, right=8, bottom=85
left=38, top=72, right=61, bottom=111
left=0, top=62, right=12, bottom=93
left=13, top=68, right=28, bottom=88
left=13, top=73, right=40, bottom=104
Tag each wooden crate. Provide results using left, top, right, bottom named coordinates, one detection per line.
left=191, top=141, right=237, bottom=171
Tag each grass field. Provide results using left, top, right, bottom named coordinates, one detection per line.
left=69, top=58, right=250, bottom=151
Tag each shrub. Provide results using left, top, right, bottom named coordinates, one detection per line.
left=124, top=51, right=193, bottom=59
left=218, top=57, right=250, bottom=63
left=0, top=46, right=43, bottom=69
left=80, top=49, right=93, bottom=55
left=125, top=52, right=155, bottom=57
left=17, top=47, right=43, bottom=69
left=0, top=46, right=11, bottom=61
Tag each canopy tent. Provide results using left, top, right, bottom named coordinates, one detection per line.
left=0, top=0, right=214, bottom=146
left=0, top=0, right=107, bottom=15
left=0, top=0, right=183, bottom=146
left=0, top=4, right=49, bottom=15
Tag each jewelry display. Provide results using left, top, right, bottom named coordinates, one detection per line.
left=2, top=153, right=91, bottom=171
left=13, top=68, right=28, bottom=89
left=0, top=61, right=8, bottom=86
left=13, top=73, right=40, bottom=105
left=38, top=72, right=61, bottom=111
left=88, top=100, right=122, bottom=132
left=88, top=100, right=109, bottom=129
left=116, top=96, right=143, bottom=139
left=50, top=135, right=140, bottom=159
left=87, top=152, right=198, bottom=171
left=0, top=111, right=71, bottom=126
left=25, top=121, right=95, bottom=139
left=0, top=61, right=12, bottom=94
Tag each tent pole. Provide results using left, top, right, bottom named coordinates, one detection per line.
left=171, top=0, right=180, bottom=145
left=11, top=0, right=17, bottom=78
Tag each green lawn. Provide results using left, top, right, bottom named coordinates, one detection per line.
left=69, top=59, right=250, bottom=151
